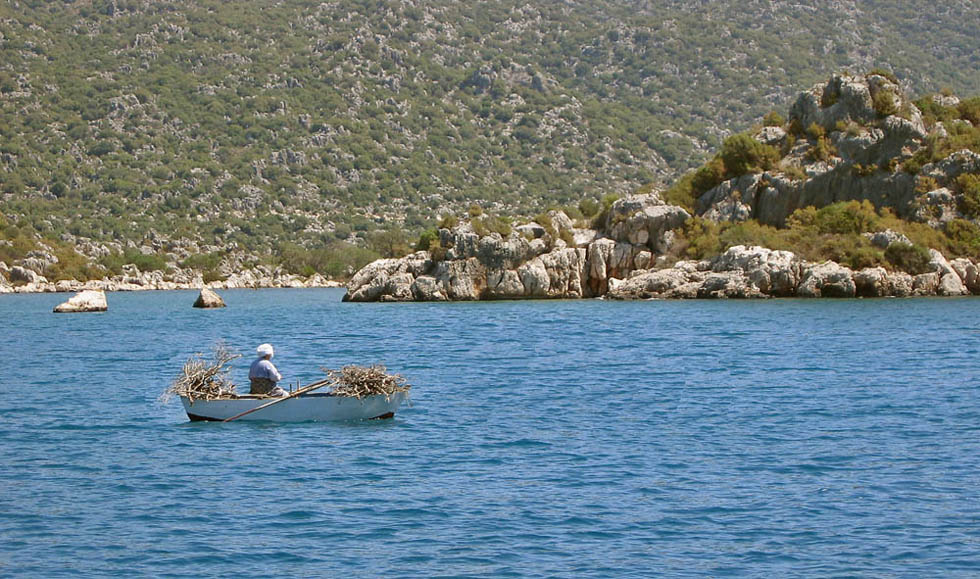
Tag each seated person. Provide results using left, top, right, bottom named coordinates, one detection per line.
left=249, top=343, right=287, bottom=396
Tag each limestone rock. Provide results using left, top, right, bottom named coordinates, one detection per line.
left=920, top=149, right=980, bottom=183
left=440, top=226, right=480, bottom=260
left=518, top=258, right=550, bottom=297
left=520, top=248, right=587, bottom=298
left=698, top=174, right=762, bottom=223
left=798, top=262, right=856, bottom=297
left=710, top=245, right=801, bottom=296
left=755, top=126, right=786, bottom=146
left=912, top=272, right=940, bottom=295
left=697, top=272, right=766, bottom=299
left=547, top=210, right=574, bottom=233
left=433, top=258, right=484, bottom=300
left=54, top=290, right=108, bottom=313
left=854, top=267, right=889, bottom=297
left=604, top=194, right=690, bottom=251
left=586, top=238, right=639, bottom=296
left=790, top=74, right=877, bottom=132
left=193, top=287, right=226, bottom=308
left=950, top=258, right=980, bottom=294
left=864, top=229, right=912, bottom=249
left=938, top=273, right=968, bottom=296
left=606, top=268, right=695, bottom=299
left=476, top=234, right=533, bottom=270
left=484, top=269, right=525, bottom=299
left=411, top=275, right=448, bottom=301
left=344, top=253, right=430, bottom=302
left=928, top=249, right=956, bottom=277
left=884, top=271, right=914, bottom=297
left=378, top=272, right=415, bottom=302
left=10, top=265, right=47, bottom=285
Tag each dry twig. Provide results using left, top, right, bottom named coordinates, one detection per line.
left=321, top=364, right=411, bottom=401
left=162, top=343, right=242, bottom=403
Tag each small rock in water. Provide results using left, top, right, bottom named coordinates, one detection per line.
left=193, top=287, right=226, bottom=308
left=53, top=290, right=108, bottom=313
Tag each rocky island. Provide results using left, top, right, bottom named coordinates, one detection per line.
left=345, top=73, right=980, bottom=301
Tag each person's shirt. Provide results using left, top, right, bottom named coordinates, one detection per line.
left=249, top=357, right=282, bottom=382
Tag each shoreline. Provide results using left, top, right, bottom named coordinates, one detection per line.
left=0, top=278, right=346, bottom=295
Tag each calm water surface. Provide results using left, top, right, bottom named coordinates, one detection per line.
left=1, top=289, right=979, bottom=576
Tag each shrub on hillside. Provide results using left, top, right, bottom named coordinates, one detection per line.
left=719, top=133, right=780, bottom=177
left=473, top=215, right=512, bottom=238
left=416, top=228, right=439, bottom=252
left=438, top=215, right=458, bottom=230
left=690, top=157, right=727, bottom=196
left=873, top=90, right=899, bottom=117
left=663, top=172, right=697, bottom=212
left=100, top=249, right=169, bottom=276
left=578, top=198, right=600, bottom=219
left=786, top=201, right=879, bottom=235
left=944, top=219, right=980, bottom=258
left=958, top=97, right=980, bottom=125
left=884, top=242, right=932, bottom=274
left=955, top=173, right=980, bottom=219
left=815, top=236, right=883, bottom=270
left=763, top=111, right=785, bottom=127
left=278, top=241, right=379, bottom=279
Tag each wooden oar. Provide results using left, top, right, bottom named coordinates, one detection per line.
left=222, top=378, right=333, bottom=422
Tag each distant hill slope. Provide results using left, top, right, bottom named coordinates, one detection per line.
left=1, top=0, right=978, bottom=260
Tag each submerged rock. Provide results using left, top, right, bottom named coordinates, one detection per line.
left=53, top=290, right=108, bottom=313
left=193, top=287, right=226, bottom=308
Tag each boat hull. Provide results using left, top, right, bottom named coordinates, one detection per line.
left=180, top=391, right=407, bottom=422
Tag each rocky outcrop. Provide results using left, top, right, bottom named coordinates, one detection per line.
left=698, top=73, right=936, bottom=226
left=605, top=244, right=980, bottom=300
left=9, top=265, right=47, bottom=285
left=604, top=194, right=690, bottom=251
left=53, top=290, right=108, bottom=313
left=193, top=287, right=226, bottom=308
left=345, top=196, right=693, bottom=302
left=797, top=262, right=856, bottom=298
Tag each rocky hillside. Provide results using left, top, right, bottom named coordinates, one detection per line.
left=1, top=0, right=978, bottom=277
left=344, top=73, right=980, bottom=301
left=693, top=73, right=979, bottom=228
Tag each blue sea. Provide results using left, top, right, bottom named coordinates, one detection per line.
left=1, top=289, right=979, bottom=577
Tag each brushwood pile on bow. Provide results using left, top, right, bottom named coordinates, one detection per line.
left=322, top=365, right=411, bottom=400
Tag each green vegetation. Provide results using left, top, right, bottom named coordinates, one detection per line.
left=672, top=200, right=979, bottom=272
left=101, top=249, right=170, bottom=276
left=276, top=242, right=380, bottom=279
left=719, top=134, right=781, bottom=177
left=416, top=228, right=440, bottom=252
left=471, top=214, right=512, bottom=238
left=955, top=173, right=980, bottom=219
left=883, top=243, right=932, bottom=275
left=763, top=111, right=786, bottom=127
left=873, top=89, right=900, bottom=117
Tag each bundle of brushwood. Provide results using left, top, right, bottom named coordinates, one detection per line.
left=164, top=343, right=241, bottom=403
left=322, top=365, right=411, bottom=400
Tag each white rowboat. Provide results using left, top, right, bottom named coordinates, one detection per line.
left=180, top=391, right=408, bottom=422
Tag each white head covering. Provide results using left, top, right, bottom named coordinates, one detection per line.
left=256, top=343, right=274, bottom=358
